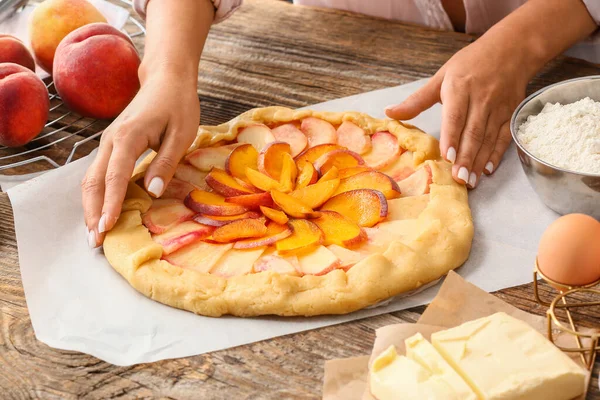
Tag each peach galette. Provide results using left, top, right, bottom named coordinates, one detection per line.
left=104, top=107, right=474, bottom=317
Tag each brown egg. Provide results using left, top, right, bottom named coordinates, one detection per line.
left=537, top=214, right=600, bottom=289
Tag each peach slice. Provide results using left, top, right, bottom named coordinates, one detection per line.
left=289, top=178, right=340, bottom=209
left=173, top=163, right=210, bottom=191
left=318, top=166, right=339, bottom=183
left=225, top=191, right=273, bottom=209
left=272, top=123, right=308, bottom=157
left=294, top=143, right=343, bottom=165
left=327, top=244, right=366, bottom=271
left=193, top=211, right=262, bottom=227
left=237, top=124, right=276, bottom=151
left=275, top=219, right=324, bottom=255
left=279, top=153, right=297, bottom=192
left=163, top=241, right=233, bottom=273
left=334, top=171, right=401, bottom=200
left=295, top=161, right=318, bottom=189
left=212, top=218, right=268, bottom=243
left=205, top=167, right=258, bottom=197
left=396, top=165, right=432, bottom=196
left=161, top=178, right=195, bottom=201
left=337, top=121, right=372, bottom=155
left=152, top=221, right=214, bottom=255
left=185, top=189, right=249, bottom=216
left=185, top=144, right=240, bottom=172
left=225, top=143, right=258, bottom=183
left=300, top=117, right=337, bottom=147
left=258, top=141, right=291, bottom=180
left=387, top=194, right=430, bottom=220
left=313, top=211, right=367, bottom=248
left=253, top=251, right=300, bottom=276
left=296, top=245, right=340, bottom=276
left=271, top=190, right=320, bottom=219
left=362, top=131, right=401, bottom=170
left=210, top=247, right=266, bottom=278
left=381, top=150, right=415, bottom=182
left=313, top=149, right=365, bottom=175
left=260, top=205, right=289, bottom=225
left=233, top=221, right=292, bottom=249
left=321, top=189, right=388, bottom=227
left=142, top=200, right=195, bottom=234
left=338, top=166, right=373, bottom=179
left=245, top=167, right=288, bottom=193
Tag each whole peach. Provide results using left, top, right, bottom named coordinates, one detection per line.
left=53, top=23, right=141, bottom=119
left=0, top=63, right=49, bottom=147
left=29, top=0, right=106, bottom=73
left=0, top=35, right=36, bottom=71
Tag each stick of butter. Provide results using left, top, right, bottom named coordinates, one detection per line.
left=431, top=312, right=586, bottom=400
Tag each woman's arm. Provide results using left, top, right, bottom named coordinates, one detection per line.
left=82, top=0, right=214, bottom=247
left=386, top=0, right=597, bottom=188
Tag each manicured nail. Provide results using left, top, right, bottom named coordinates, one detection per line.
left=468, top=172, right=477, bottom=188
left=98, top=213, right=108, bottom=233
left=446, top=147, right=456, bottom=164
left=147, top=177, right=164, bottom=198
left=384, top=104, right=398, bottom=112
left=88, top=229, right=97, bottom=248
left=485, top=161, right=494, bottom=174
left=457, top=167, right=469, bottom=184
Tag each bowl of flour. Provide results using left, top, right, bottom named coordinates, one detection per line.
left=511, top=76, right=600, bottom=219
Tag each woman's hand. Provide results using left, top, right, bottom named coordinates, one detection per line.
left=82, top=73, right=200, bottom=247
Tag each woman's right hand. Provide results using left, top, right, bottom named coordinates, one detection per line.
left=82, top=70, right=200, bottom=248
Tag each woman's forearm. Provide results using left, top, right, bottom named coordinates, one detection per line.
left=480, top=0, right=597, bottom=79
left=138, top=0, right=214, bottom=84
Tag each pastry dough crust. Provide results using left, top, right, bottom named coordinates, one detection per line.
left=104, top=107, right=474, bottom=317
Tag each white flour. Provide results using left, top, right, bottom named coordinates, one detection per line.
left=517, top=97, right=600, bottom=174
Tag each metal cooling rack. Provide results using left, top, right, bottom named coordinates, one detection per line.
left=0, top=0, right=145, bottom=174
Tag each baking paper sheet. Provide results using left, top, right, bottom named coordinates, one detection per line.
left=7, top=79, right=560, bottom=366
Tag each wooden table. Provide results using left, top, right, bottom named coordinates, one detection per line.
left=1, top=0, right=600, bottom=398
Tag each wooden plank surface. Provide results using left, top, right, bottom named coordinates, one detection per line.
left=1, top=0, right=600, bottom=398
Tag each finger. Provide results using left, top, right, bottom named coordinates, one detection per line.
left=469, top=113, right=502, bottom=188
left=144, top=127, right=195, bottom=198
left=439, top=82, right=469, bottom=165
left=453, top=105, right=489, bottom=187
left=385, top=75, right=442, bottom=120
left=486, top=121, right=513, bottom=174
left=81, top=141, right=112, bottom=248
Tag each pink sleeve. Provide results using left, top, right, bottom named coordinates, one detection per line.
left=133, top=0, right=242, bottom=24
left=583, top=0, right=600, bottom=25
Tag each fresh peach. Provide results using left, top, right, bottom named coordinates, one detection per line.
left=338, top=166, right=373, bottom=179
left=225, top=143, right=258, bottom=183
left=276, top=219, right=324, bottom=255
left=173, top=163, right=210, bottom=191
left=300, top=117, right=337, bottom=147
left=321, top=189, right=388, bottom=227
left=163, top=242, right=233, bottom=273
left=151, top=221, right=214, bottom=255
left=245, top=167, right=288, bottom=192
left=234, top=221, right=292, bottom=249
left=381, top=150, right=415, bottom=182
left=290, top=178, right=340, bottom=209
left=260, top=206, right=289, bottom=225
left=258, top=141, right=291, bottom=180
left=318, top=166, right=339, bottom=183
left=296, top=246, right=340, bottom=276
left=337, top=121, right=372, bottom=155
left=271, top=190, right=320, bottom=219
left=295, top=161, right=318, bottom=189
left=253, top=252, right=300, bottom=276
left=396, top=165, right=433, bottom=196
left=225, top=192, right=273, bottom=209
left=271, top=123, right=308, bottom=157
left=161, top=178, right=196, bottom=200
left=313, top=211, right=367, bottom=248
left=212, top=218, right=268, bottom=243
left=53, top=23, right=140, bottom=119
left=362, top=131, right=401, bottom=170
left=334, top=171, right=401, bottom=200
left=0, top=35, right=35, bottom=71
left=193, top=211, right=262, bottom=227
left=186, top=144, right=240, bottom=172
left=295, top=143, right=343, bottom=165
left=327, top=245, right=366, bottom=271
left=142, top=199, right=195, bottom=234
left=185, top=189, right=249, bottom=216
left=29, top=0, right=106, bottom=73
left=279, top=153, right=297, bottom=192
left=314, top=149, right=364, bottom=175
left=205, top=167, right=258, bottom=197
left=237, top=124, right=275, bottom=151
left=210, top=248, right=266, bottom=278
left=0, top=63, right=49, bottom=147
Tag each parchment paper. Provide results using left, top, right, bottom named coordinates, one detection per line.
left=322, top=271, right=590, bottom=400
left=7, top=79, right=561, bottom=366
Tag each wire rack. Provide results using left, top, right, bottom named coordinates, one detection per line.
left=0, top=0, right=145, bottom=174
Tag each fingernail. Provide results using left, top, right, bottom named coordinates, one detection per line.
left=485, top=161, right=494, bottom=174
left=147, top=177, right=164, bottom=198
left=98, top=214, right=108, bottom=233
left=457, top=167, right=469, bottom=184
left=88, top=229, right=97, bottom=248
left=384, top=104, right=398, bottom=112
left=446, top=147, right=456, bottom=164
left=468, top=172, right=477, bottom=188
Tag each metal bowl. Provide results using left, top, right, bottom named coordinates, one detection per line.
left=510, top=76, right=600, bottom=219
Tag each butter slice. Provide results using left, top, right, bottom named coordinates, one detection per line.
left=431, top=312, right=586, bottom=400
left=370, top=344, right=475, bottom=400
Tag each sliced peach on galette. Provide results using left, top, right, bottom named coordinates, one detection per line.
left=327, top=244, right=366, bottom=271
left=338, top=165, right=372, bottom=179
left=362, top=131, right=401, bottom=170
left=318, top=165, right=339, bottom=183
left=279, top=153, right=298, bottom=193
left=258, top=142, right=291, bottom=180
left=260, top=206, right=289, bottom=225
left=300, top=117, right=337, bottom=147
left=396, top=165, right=432, bottom=196
left=225, top=143, right=258, bottom=183
left=224, top=191, right=273, bottom=209
left=211, top=218, right=268, bottom=243
left=193, top=211, right=263, bottom=227
left=163, top=241, right=233, bottom=273
left=206, top=167, right=258, bottom=197
left=237, top=124, right=275, bottom=151
left=185, top=189, right=249, bottom=216
left=289, top=178, right=340, bottom=209
left=294, top=143, right=343, bottom=165
left=337, top=121, right=372, bottom=155
left=313, top=149, right=364, bottom=175
left=210, top=247, right=266, bottom=278
left=152, top=221, right=214, bottom=255
left=234, top=221, right=292, bottom=249
left=185, top=144, right=240, bottom=172
left=271, top=123, right=307, bottom=157
left=271, top=190, right=320, bottom=219
left=295, top=160, right=318, bottom=189
left=245, top=167, right=288, bottom=193
left=296, top=245, right=340, bottom=276
left=321, top=189, right=387, bottom=227
left=173, top=164, right=210, bottom=191
left=334, top=171, right=401, bottom=200
left=313, top=210, right=366, bottom=248
left=161, top=178, right=196, bottom=201
left=275, top=219, right=324, bottom=255
left=142, top=199, right=195, bottom=234
left=253, top=251, right=300, bottom=276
